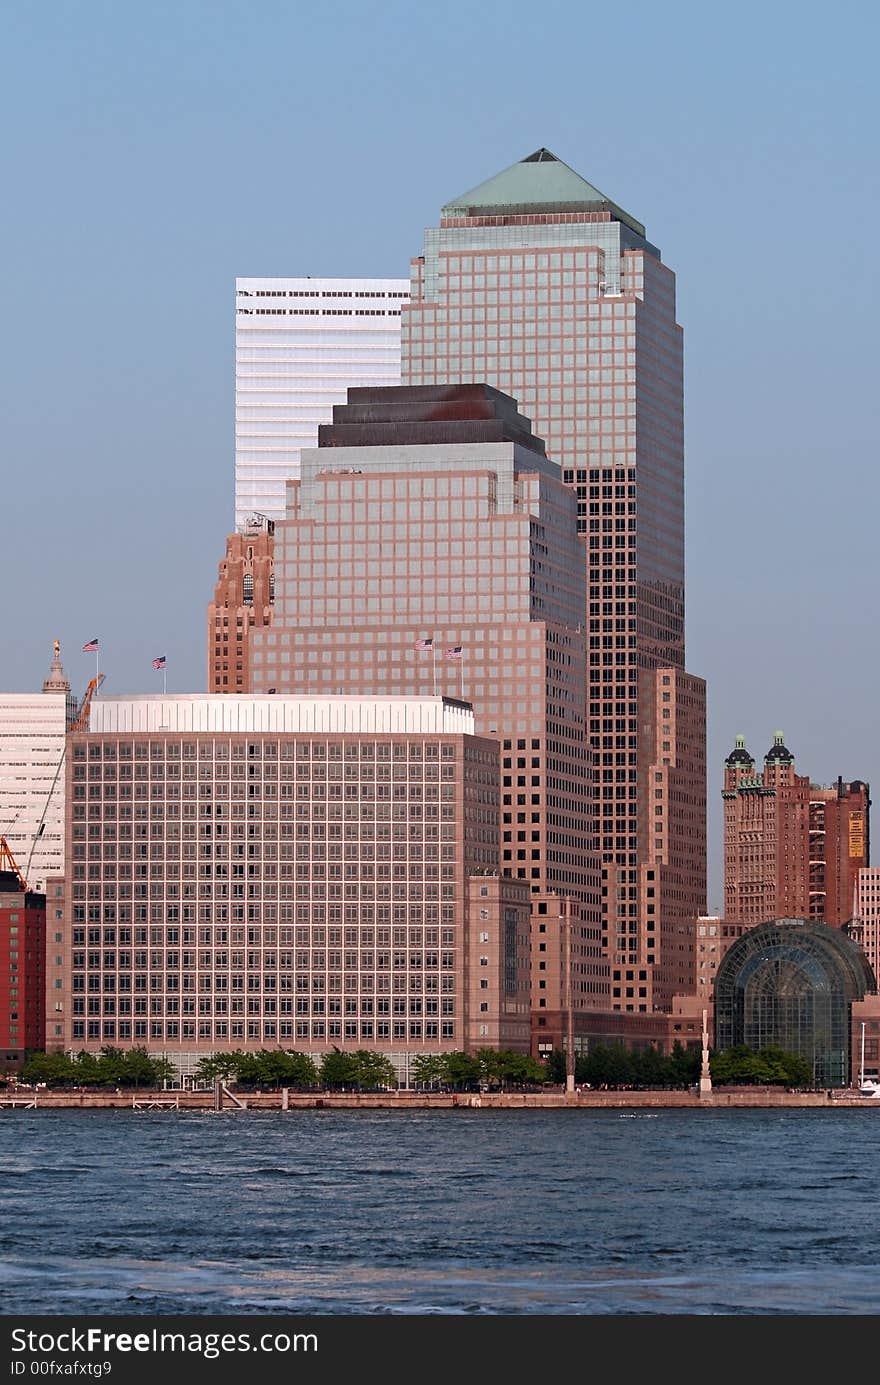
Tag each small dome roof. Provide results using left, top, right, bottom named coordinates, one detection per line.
left=765, top=730, right=794, bottom=763
left=725, top=734, right=753, bottom=767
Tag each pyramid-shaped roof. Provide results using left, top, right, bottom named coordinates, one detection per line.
left=441, top=148, right=645, bottom=236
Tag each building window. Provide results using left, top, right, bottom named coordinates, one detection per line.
left=242, top=574, right=254, bottom=606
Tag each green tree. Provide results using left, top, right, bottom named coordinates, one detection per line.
left=319, top=1048, right=360, bottom=1089
left=116, top=1047, right=161, bottom=1088
left=583, top=1044, right=636, bottom=1088
left=441, top=1051, right=482, bottom=1090
left=411, top=1054, right=446, bottom=1088
left=72, top=1051, right=105, bottom=1086
left=499, top=1051, right=547, bottom=1088
left=545, top=1049, right=567, bottom=1084
left=668, top=1040, right=700, bottom=1087
left=350, top=1050, right=397, bottom=1089
left=710, top=1044, right=812, bottom=1087
left=19, top=1051, right=77, bottom=1087
left=632, top=1044, right=668, bottom=1088
left=195, top=1052, right=242, bottom=1085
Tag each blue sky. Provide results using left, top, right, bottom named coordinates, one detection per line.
left=2, top=0, right=878, bottom=906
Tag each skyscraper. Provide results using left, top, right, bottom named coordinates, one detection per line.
left=400, top=148, right=706, bottom=1006
left=234, top=276, right=410, bottom=528
left=250, top=384, right=610, bottom=1043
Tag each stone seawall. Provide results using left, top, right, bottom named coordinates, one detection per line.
left=1, top=1088, right=878, bottom=1111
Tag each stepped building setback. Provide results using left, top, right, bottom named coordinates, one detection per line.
left=249, top=383, right=610, bottom=1051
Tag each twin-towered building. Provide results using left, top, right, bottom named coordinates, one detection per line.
left=722, top=731, right=869, bottom=929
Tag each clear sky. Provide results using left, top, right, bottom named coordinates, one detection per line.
left=2, top=0, right=878, bottom=908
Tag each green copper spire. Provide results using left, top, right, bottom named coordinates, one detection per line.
left=441, top=148, right=645, bottom=237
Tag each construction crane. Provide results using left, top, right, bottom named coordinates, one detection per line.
left=69, top=672, right=105, bottom=732
left=0, top=836, right=28, bottom=890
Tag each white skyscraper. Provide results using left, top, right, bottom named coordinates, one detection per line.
left=0, top=643, right=76, bottom=893
left=234, top=276, right=409, bottom=528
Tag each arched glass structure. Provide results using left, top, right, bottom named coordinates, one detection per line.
left=714, top=919, right=877, bottom=1087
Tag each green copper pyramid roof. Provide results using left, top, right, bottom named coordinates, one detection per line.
left=441, top=148, right=645, bottom=237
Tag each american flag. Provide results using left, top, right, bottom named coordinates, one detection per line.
left=444, top=645, right=462, bottom=660
left=82, top=638, right=99, bottom=653
left=152, top=655, right=166, bottom=670
left=416, top=637, right=433, bottom=651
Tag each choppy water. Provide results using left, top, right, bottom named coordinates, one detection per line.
left=1, top=1109, right=878, bottom=1314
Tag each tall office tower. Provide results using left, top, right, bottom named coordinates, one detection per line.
left=853, top=868, right=880, bottom=989
left=251, top=384, right=609, bottom=1045
left=53, top=695, right=531, bottom=1074
left=0, top=871, right=45, bottom=1066
left=208, top=515, right=275, bottom=692
left=0, top=643, right=76, bottom=893
left=234, top=276, right=410, bottom=529
left=401, top=149, right=706, bottom=1004
left=723, top=732, right=869, bottom=928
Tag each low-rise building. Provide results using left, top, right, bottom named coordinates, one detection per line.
left=0, top=869, right=45, bottom=1067
left=51, top=694, right=530, bottom=1081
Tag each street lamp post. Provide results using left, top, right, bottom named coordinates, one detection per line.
left=565, top=904, right=575, bottom=1094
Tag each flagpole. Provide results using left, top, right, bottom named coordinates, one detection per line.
left=460, top=648, right=465, bottom=701
left=163, top=664, right=167, bottom=696
left=95, top=644, right=99, bottom=694
left=432, top=640, right=437, bottom=697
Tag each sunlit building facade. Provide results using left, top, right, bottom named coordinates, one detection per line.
left=249, top=384, right=610, bottom=1045
left=400, top=148, right=706, bottom=1003
left=52, top=695, right=532, bottom=1078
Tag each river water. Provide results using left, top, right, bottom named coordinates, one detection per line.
left=1, top=1108, right=877, bottom=1314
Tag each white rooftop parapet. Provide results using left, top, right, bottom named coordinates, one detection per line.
left=87, top=695, right=475, bottom=738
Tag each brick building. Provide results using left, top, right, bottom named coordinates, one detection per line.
left=723, top=732, right=869, bottom=929
left=1, top=871, right=45, bottom=1067
left=208, top=515, right=275, bottom=693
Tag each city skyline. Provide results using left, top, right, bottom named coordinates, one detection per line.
left=3, top=4, right=879, bottom=911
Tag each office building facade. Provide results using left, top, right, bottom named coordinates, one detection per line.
left=400, top=148, right=706, bottom=1001
left=235, top=276, right=409, bottom=529
left=250, top=384, right=609, bottom=1044
left=51, top=695, right=531, bottom=1076
left=852, top=867, right=880, bottom=985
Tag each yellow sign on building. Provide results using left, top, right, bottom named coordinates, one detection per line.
left=849, top=811, right=865, bottom=858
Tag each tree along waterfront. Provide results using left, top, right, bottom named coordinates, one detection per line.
left=4, top=1043, right=816, bottom=1092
